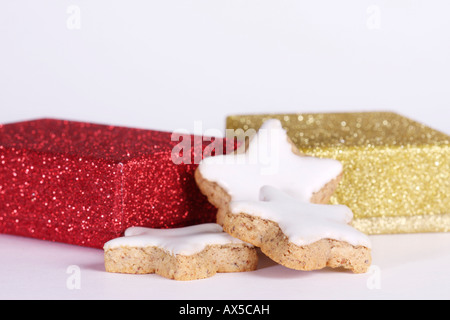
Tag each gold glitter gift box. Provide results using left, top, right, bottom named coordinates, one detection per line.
left=226, top=112, right=450, bottom=234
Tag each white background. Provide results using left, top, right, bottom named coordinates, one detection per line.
left=0, top=0, right=449, bottom=300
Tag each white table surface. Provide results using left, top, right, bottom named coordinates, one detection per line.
left=1, top=231, right=450, bottom=300
left=1, top=1, right=449, bottom=300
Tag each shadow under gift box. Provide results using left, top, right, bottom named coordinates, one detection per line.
left=0, top=119, right=227, bottom=248
left=226, top=112, right=450, bottom=235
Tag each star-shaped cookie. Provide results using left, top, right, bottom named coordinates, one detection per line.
left=104, top=224, right=258, bottom=280
left=195, top=119, right=344, bottom=223
left=225, top=186, right=372, bottom=273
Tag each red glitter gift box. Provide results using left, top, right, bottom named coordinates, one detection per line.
left=0, top=119, right=228, bottom=248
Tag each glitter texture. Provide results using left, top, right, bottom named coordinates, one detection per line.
left=0, top=119, right=226, bottom=248
left=226, top=112, right=450, bottom=234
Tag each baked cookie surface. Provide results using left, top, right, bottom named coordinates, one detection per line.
left=104, top=224, right=258, bottom=280
left=225, top=186, right=372, bottom=273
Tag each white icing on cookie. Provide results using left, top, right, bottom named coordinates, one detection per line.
left=230, top=186, right=371, bottom=248
left=198, top=119, right=343, bottom=202
left=103, top=223, right=251, bottom=255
